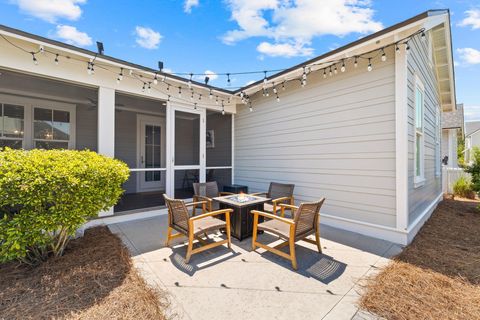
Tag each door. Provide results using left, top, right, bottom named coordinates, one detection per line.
left=168, top=105, right=205, bottom=199
left=137, top=115, right=166, bottom=192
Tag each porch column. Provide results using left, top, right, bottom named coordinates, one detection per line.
left=97, top=86, right=115, bottom=216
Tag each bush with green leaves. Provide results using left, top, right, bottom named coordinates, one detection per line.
left=465, top=147, right=480, bottom=195
left=452, top=176, right=475, bottom=199
left=0, top=148, right=129, bottom=264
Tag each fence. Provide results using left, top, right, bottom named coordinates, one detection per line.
left=442, top=167, right=470, bottom=194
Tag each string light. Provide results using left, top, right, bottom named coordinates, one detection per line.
left=178, top=87, right=182, bottom=98
left=276, top=92, right=280, bottom=102
left=395, top=44, right=400, bottom=53
left=194, top=102, right=197, bottom=110
left=381, top=48, right=387, bottom=62
left=118, top=68, right=124, bottom=81
left=329, top=66, right=333, bottom=77
left=323, top=69, right=327, bottom=78
left=263, top=71, right=267, bottom=85
left=354, top=56, right=358, bottom=68
left=249, top=101, right=253, bottom=112
left=421, top=31, right=426, bottom=41
left=341, top=60, right=346, bottom=72
left=227, top=73, right=231, bottom=86
left=282, top=81, right=286, bottom=90
left=147, top=82, right=151, bottom=93
left=209, top=89, right=213, bottom=99
left=31, top=52, right=38, bottom=65
left=198, top=93, right=202, bottom=101
left=153, top=73, right=158, bottom=85
left=221, top=101, right=225, bottom=115
left=188, top=73, right=193, bottom=88
left=190, top=90, right=194, bottom=100
left=215, top=96, right=219, bottom=104
left=405, top=41, right=410, bottom=54
left=334, top=64, right=338, bottom=74
left=367, top=58, right=373, bottom=72
left=54, top=54, right=59, bottom=65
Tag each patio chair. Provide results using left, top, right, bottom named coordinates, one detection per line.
left=250, top=182, right=295, bottom=216
left=192, top=181, right=234, bottom=212
left=163, top=194, right=233, bottom=263
left=251, top=198, right=325, bottom=270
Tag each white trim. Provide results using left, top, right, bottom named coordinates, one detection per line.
left=414, top=74, right=425, bottom=187
left=231, top=114, right=235, bottom=184
left=205, top=166, right=233, bottom=170
left=406, top=192, right=443, bottom=243
left=130, top=168, right=167, bottom=172
left=395, top=44, right=409, bottom=231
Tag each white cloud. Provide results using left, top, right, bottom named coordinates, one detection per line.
left=184, top=0, right=199, bottom=13
left=203, top=70, right=218, bottom=81
left=222, top=0, right=383, bottom=57
left=257, top=41, right=313, bottom=57
left=162, top=68, right=173, bottom=74
left=11, top=0, right=86, bottom=23
left=458, top=9, right=480, bottom=29
left=55, top=25, right=92, bottom=47
left=457, top=48, right=480, bottom=65
left=464, top=106, right=480, bottom=121
left=245, top=80, right=256, bottom=86
left=135, top=26, right=162, bottom=49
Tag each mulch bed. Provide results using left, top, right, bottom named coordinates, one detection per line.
left=0, top=227, right=168, bottom=320
left=360, top=198, right=480, bottom=320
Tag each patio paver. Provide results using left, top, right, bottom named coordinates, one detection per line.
left=109, top=214, right=401, bottom=320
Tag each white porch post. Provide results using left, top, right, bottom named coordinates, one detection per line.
left=395, top=43, right=409, bottom=232
left=97, top=86, right=116, bottom=216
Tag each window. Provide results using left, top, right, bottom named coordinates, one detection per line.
left=414, top=76, right=425, bottom=187
left=0, top=103, right=24, bottom=149
left=435, top=108, right=440, bottom=176
left=33, top=107, right=72, bottom=149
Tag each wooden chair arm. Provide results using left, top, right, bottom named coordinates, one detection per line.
left=185, top=201, right=208, bottom=207
left=218, top=191, right=235, bottom=196
left=271, top=196, right=294, bottom=204
left=250, top=192, right=267, bottom=197
left=251, top=210, right=295, bottom=225
left=190, top=208, right=233, bottom=221
left=278, top=203, right=299, bottom=210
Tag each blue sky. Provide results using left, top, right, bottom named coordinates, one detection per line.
left=0, top=0, right=479, bottom=119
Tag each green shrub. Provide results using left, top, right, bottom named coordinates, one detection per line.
left=465, top=147, right=480, bottom=195
left=0, top=148, right=129, bottom=264
left=452, top=176, right=475, bottom=199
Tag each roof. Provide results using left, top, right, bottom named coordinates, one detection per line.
left=234, top=9, right=450, bottom=95
left=0, top=9, right=454, bottom=105
left=465, top=121, right=480, bottom=136
left=442, top=103, right=464, bottom=131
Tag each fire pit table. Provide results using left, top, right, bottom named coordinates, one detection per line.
left=213, top=194, right=270, bottom=241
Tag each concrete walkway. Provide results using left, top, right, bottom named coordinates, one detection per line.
left=109, top=215, right=400, bottom=320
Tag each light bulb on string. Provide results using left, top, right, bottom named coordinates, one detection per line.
left=367, top=58, right=373, bottom=72
left=32, top=53, right=38, bottom=65
left=166, top=84, right=170, bottom=92
left=141, top=83, right=146, bottom=92
left=240, top=91, right=244, bottom=98
left=129, top=69, right=133, bottom=76
left=178, top=87, right=182, bottom=98
left=405, top=41, right=410, bottom=54
left=198, top=94, right=202, bottom=101
left=263, top=71, right=268, bottom=86
left=118, top=68, right=124, bottom=81
left=249, top=102, right=253, bottom=112
left=302, top=66, right=307, bottom=81
left=381, top=48, right=387, bottom=62
left=215, top=96, right=219, bottom=105
left=190, top=91, right=194, bottom=101
left=323, top=69, right=327, bottom=78
left=167, top=95, right=171, bottom=102
left=209, top=89, right=213, bottom=99
left=354, top=56, right=358, bottom=68
left=341, top=60, right=346, bottom=72
left=153, top=73, right=158, bottom=85
left=334, top=64, right=338, bottom=74
left=147, top=82, right=152, bottom=93
left=282, top=81, right=286, bottom=90
left=221, top=101, right=225, bottom=115
left=227, top=73, right=231, bottom=86
left=329, top=66, right=333, bottom=77
left=54, top=54, right=59, bottom=65
left=276, top=93, right=280, bottom=102
left=194, top=103, right=197, bottom=110
left=395, top=44, right=400, bottom=53
left=188, top=73, right=193, bottom=88
left=421, top=31, right=426, bottom=41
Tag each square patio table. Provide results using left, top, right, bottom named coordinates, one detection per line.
left=213, top=194, right=270, bottom=241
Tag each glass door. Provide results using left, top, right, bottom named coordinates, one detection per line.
left=169, top=106, right=205, bottom=199
left=138, top=116, right=165, bottom=191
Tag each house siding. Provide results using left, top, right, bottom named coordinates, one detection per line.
left=407, top=35, right=442, bottom=224
left=234, top=49, right=397, bottom=228
left=76, top=104, right=97, bottom=151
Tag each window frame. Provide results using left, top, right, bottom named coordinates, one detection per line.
left=414, top=75, right=426, bottom=188
left=0, top=93, right=76, bottom=150
left=0, top=102, right=26, bottom=148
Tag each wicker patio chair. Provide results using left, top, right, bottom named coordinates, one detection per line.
left=251, top=198, right=325, bottom=270
left=163, top=194, right=233, bottom=263
left=250, top=182, right=295, bottom=216
left=193, top=181, right=234, bottom=213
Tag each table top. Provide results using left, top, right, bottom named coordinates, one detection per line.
left=213, top=194, right=270, bottom=208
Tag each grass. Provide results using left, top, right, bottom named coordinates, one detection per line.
left=0, top=226, right=169, bottom=320
left=360, top=198, right=480, bottom=320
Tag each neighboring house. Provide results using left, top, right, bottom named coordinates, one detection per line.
left=464, top=120, right=480, bottom=163
left=441, top=103, right=464, bottom=167
left=0, top=9, right=455, bottom=245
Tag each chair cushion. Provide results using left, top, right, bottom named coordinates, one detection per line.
left=193, top=217, right=226, bottom=235
left=257, top=219, right=292, bottom=239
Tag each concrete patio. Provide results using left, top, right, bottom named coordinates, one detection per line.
left=109, top=214, right=402, bottom=320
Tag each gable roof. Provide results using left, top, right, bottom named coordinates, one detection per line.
left=465, top=121, right=480, bottom=136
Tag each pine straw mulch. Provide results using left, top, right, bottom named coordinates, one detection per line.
left=0, top=226, right=169, bottom=320
left=360, top=198, right=480, bottom=320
